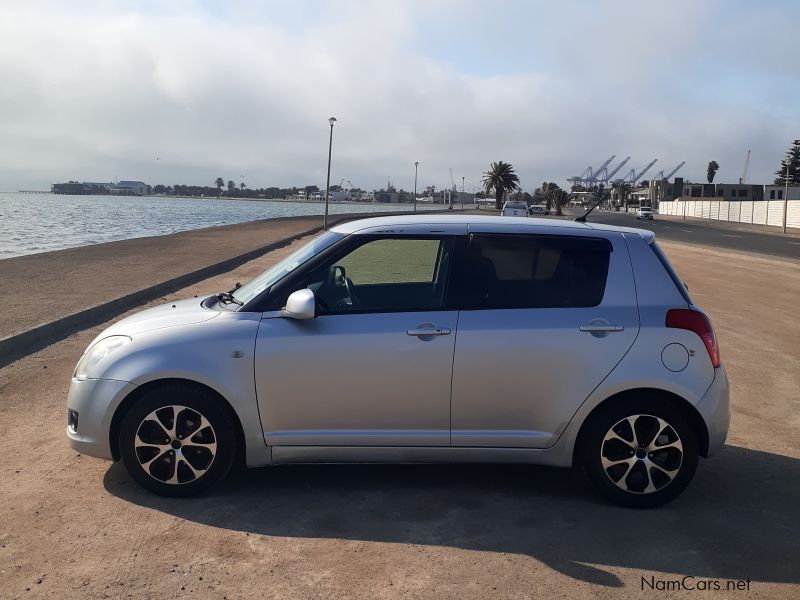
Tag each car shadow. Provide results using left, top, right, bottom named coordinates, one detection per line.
left=104, top=444, right=800, bottom=587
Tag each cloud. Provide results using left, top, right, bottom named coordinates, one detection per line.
left=0, top=0, right=798, bottom=192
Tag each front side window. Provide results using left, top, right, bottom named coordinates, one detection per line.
left=234, top=230, right=344, bottom=305
left=306, top=237, right=453, bottom=313
left=455, top=234, right=611, bottom=309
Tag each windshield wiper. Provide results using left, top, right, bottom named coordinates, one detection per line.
left=217, top=291, right=243, bottom=306
left=227, top=281, right=242, bottom=294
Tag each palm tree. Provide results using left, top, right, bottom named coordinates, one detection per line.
left=215, top=177, right=224, bottom=196
left=537, top=181, right=557, bottom=211
left=615, top=182, right=632, bottom=209
left=482, top=161, right=520, bottom=209
left=707, top=160, right=720, bottom=184
left=240, top=182, right=246, bottom=194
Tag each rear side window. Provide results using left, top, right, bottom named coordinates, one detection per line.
left=650, top=242, right=692, bottom=304
left=455, top=234, right=611, bottom=309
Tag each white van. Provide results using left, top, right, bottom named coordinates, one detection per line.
left=501, top=201, right=528, bottom=217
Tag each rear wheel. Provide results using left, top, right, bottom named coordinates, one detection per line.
left=119, top=383, right=237, bottom=497
left=579, top=398, right=698, bottom=508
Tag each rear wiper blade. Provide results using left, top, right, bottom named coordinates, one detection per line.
left=217, top=291, right=243, bottom=306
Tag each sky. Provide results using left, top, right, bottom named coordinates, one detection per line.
left=1, top=0, right=798, bottom=193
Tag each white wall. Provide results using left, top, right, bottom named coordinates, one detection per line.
left=659, top=200, right=800, bottom=230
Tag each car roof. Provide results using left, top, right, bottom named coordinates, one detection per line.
left=331, top=214, right=655, bottom=242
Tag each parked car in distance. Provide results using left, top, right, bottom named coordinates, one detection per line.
left=636, top=206, right=654, bottom=220
left=528, top=204, right=550, bottom=216
left=67, top=215, right=728, bottom=508
left=501, top=201, right=528, bottom=217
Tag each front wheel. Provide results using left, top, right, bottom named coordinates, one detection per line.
left=119, top=383, right=237, bottom=497
left=579, top=399, right=698, bottom=508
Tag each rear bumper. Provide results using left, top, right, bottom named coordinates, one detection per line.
left=66, top=377, right=137, bottom=461
left=696, top=366, right=730, bottom=457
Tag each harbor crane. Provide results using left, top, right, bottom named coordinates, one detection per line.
left=654, top=161, right=686, bottom=181
left=567, top=155, right=616, bottom=186
left=600, top=156, right=630, bottom=182
left=620, top=159, right=658, bottom=183
left=739, top=149, right=750, bottom=184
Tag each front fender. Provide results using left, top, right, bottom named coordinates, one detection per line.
left=98, top=312, right=271, bottom=467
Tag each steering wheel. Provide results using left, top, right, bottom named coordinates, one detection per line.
left=343, top=276, right=360, bottom=307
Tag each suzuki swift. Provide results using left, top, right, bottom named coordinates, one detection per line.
left=67, top=215, right=729, bottom=507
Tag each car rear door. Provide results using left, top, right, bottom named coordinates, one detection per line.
left=450, top=227, right=639, bottom=448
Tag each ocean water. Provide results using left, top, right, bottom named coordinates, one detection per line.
left=0, top=193, right=439, bottom=259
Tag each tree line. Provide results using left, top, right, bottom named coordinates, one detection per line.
left=481, top=161, right=571, bottom=214
left=151, top=181, right=360, bottom=199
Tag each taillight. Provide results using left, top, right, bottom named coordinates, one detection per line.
left=666, top=309, right=720, bottom=368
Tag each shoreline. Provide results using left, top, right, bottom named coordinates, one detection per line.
left=0, top=193, right=448, bottom=260
left=0, top=211, right=420, bottom=366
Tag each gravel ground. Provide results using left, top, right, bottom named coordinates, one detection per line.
left=0, top=237, right=798, bottom=599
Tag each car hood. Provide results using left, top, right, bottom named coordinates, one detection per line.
left=97, top=296, right=222, bottom=340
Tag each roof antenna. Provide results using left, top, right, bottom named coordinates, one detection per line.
left=574, top=184, right=607, bottom=223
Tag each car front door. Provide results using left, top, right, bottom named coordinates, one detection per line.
left=450, top=229, right=639, bottom=448
left=254, top=230, right=461, bottom=447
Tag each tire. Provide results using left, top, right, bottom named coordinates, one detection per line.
left=119, top=383, right=237, bottom=497
left=578, top=397, right=698, bottom=508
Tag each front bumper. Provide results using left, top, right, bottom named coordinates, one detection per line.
left=66, top=377, right=137, bottom=460
left=696, top=365, right=730, bottom=457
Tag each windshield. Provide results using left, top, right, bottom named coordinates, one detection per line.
left=232, top=230, right=344, bottom=305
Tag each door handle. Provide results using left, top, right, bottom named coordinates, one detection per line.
left=579, top=324, right=624, bottom=333
left=407, top=327, right=451, bottom=336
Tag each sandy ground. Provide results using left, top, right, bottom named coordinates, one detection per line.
left=0, top=238, right=799, bottom=599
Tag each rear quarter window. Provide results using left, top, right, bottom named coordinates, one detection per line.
left=456, top=234, right=612, bottom=309
left=650, top=242, right=692, bottom=304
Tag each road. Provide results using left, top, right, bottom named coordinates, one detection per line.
left=1, top=235, right=798, bottom=599
left=565, top=208, right=800, bottom=261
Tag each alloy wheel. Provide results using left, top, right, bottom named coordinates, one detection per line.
left=600, top=414, right=684, bottom=494
left=133, top=405, right=217, bottom=485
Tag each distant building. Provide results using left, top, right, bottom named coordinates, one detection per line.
left=714, top=183, right=763, bottom=201
left=764, top=185, right=800, bottom=201
left=648, top=178, right=765, bottom=206
left=51, top=181, right=112, bottom=195
left=51, top=180, right=150, bottom=195
left=374, top=190, right=411, bottom=203
left=113, top=181, right=149, bottom=196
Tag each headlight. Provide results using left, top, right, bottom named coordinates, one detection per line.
left=73, top=335, right=131, bottom=380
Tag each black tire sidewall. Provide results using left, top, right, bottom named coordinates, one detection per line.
left=119, top=383, right=237, bottom=497
left=580, top=398, right=699, bottom=508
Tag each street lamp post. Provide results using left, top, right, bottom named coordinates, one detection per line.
left=414, top=162, right=419, bottom=213
left=783, top=163, right=790, bottom=234
left=324, top=117, right=337, bottom=230
left=461, top=176, right=465, bottom=210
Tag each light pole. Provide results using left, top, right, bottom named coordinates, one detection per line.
left=414, top=162, right=419, bottom=213
left=461, top=176, right=465, bottom=210
left=783, top=162, right=790, bottom=234
left=324, top=117, right=337, bottom=230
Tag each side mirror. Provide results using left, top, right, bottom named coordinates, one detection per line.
left=282, top=288, right=316, bottom=320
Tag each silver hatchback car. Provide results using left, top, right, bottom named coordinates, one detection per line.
left=67, top=215, right=729, bottom=507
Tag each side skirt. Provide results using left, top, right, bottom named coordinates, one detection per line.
left=269, top=445, right=571, bottom=468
